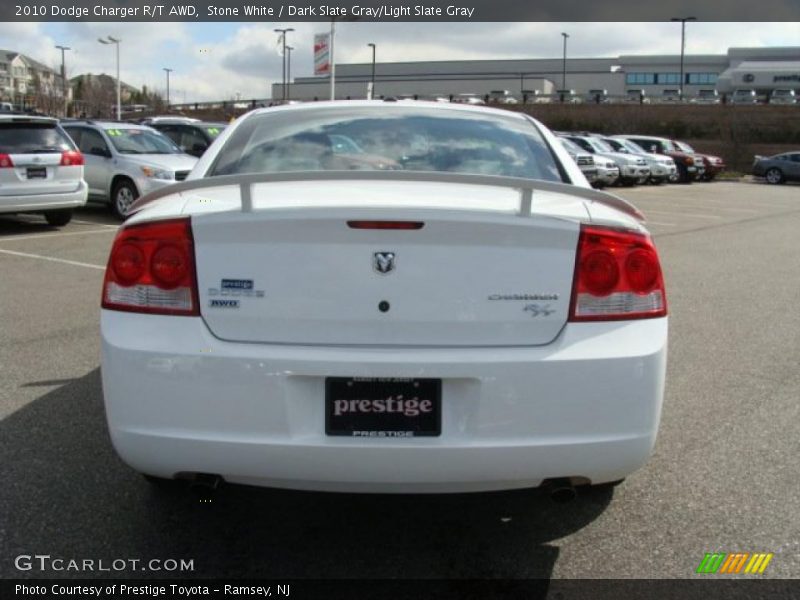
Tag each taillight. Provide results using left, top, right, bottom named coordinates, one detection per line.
left=102, top=218, right=199, bottom=316
left=569, top=225, right=667, bottom=321
left=0, top=153, right=14, bottom=168
left=60, top=150, right=84, bottom=166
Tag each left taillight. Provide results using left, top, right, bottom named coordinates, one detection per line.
left=60, top=150, right=84, bottom=166
left=102, top=218, right=199, bottom=316
left=0, top=153, right=14, bottom=168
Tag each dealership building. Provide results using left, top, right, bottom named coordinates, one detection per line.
left=276, top=46, right=800, bottom=101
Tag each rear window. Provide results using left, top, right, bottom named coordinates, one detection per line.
left=208, top=106, right=564, bottom=182
left=0, top=122, right=76, bottom=153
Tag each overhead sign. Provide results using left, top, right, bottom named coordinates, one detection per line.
left=314, top=33, right=330, bottom=76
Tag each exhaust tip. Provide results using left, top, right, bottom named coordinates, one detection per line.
left=543, top=478, right=578, bottom=503
left=187, top=473, right=223, bottom=499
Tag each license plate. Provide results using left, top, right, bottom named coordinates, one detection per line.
left=326, top=377, right=441, bottom=438
left=26, top=167, right=46, bottom=179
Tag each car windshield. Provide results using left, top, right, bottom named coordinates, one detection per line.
left=618, top=139, right=646, bottom=154
left=104, top=127, right=183, bottom=154
left=209, top=106, right=563, bottom=182
left=586, top=138, right=614, bottom=153
left=674, top=141, right=695, bottom=153
left=603, top=139, right=629, bottom=153
left=0, top=123, right=75, bottom=153
left=559, top=138, right=584, bottom=155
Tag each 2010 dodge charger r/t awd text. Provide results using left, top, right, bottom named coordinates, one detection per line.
left=100, top=101, right=668, bottom=496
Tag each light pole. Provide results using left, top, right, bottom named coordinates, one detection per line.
left=98, top=36, right=121, bottom=119
left=286, top=46, right=293, bottom=101
left=561, top=32, right=569, bottom=101
left=367, top=43, right=376, bottom=99
left=671, top=17, right=696, bottom=101
left=55, top=45, right=70, bottom=117
left=274, top=28, right=294, bottom=102
left=162, top=68, right=173, bottom=108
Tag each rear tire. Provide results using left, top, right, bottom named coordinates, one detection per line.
left=765, top=168, right=784, bottom=185
left=43, top=209, right=73, bottom=227
left=111, top=179, right=139, bottom=220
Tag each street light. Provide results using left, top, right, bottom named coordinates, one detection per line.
left=55, top=45, right=70, bottom=117
left=286, top=47, right=293, bottom=101
left=561, top=32, right=569, bottom=101
left=367, top=43, right=376, bottom=99
left=98, top=36, right=121, bottom=119
left=163, top=68, right=173, bottom=108
left=274, top=28, right=294, bottom=102
left=671, top=17, right=697, bottom=101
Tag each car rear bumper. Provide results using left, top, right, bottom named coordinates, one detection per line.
left=101, top=311, right=668, bottom=493
left=0, top=181, right=88, bottom=213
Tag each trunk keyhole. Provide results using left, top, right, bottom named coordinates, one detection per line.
left=378, top=301, right=390, bottom=313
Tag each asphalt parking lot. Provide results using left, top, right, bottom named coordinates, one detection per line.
left=1, top=181, right=799, bottom=581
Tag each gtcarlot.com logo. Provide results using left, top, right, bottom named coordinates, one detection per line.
left=696, top=552, right=773, bottom=574
left=14, top=554, right=194, bottom=573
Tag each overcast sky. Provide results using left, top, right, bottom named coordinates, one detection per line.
left=2, top=22, right=799, bottom=102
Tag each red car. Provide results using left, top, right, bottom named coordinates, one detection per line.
left=673, top=140, right=726, bottom=181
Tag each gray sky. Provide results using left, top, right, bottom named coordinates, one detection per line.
left=3, top=22, right=799, bottom=102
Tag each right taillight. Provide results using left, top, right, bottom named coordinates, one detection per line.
left=102, top=218, right=199, bottom=316
left=569, top=225, right=667, bottom=321
left=0, top=153, right=14, bottom=168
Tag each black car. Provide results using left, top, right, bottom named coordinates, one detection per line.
left=149, top=120, right=227, bottom=157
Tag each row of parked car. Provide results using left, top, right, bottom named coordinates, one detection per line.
left=0, top=113, right=226, bottom=224
left=556, top=132, right=726, bottom=188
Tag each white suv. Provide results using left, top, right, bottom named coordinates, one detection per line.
left=0, top=115, right=87, bottom=226
left=61, top=120, right=198, bottom=219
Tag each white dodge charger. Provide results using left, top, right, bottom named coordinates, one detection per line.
left=100, top=101, right=667, bottom=496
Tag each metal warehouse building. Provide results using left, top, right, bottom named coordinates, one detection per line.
left=275, top=46, right=800, bottom=101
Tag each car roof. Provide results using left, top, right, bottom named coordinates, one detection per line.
left=62, top=120, right=154, bottom=130
left=245, top=99, right=529, bottom=121
left=0, top=114, right=58, bottom=125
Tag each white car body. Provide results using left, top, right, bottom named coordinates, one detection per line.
left=100, top=102, right=668, bottom=494
left=0, top=115, right=88, bottom=219
left=601, top=137, right=677, bottom=182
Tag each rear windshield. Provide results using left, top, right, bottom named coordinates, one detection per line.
left=104, top=127, right=182, bottom=154
left=208, top=106, right=563, bottom=182
left=0, top=123, right=76, bottom=153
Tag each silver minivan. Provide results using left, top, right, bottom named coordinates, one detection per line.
left=61, top=120, right=197, bottom=219
left=0, top=115, right=88, bottom=226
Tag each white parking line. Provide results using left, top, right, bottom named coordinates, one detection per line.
left=645, top=220, right=677, bottom=226
left=0, top=247, right=105, bottom=270
left=643, top=210, right=723, bottom=220
left=0, top=228, right=117, bottom=242
left=72, top=219, right=119, bottom=228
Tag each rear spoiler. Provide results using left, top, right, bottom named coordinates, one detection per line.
left=129, top=170, right=645, bottom=222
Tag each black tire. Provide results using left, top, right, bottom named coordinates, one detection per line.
left=43, top=209, right=73, bottom=227
left=111, top=178, right=139, bottom=220
left=765, top=167, right=785, bottom=185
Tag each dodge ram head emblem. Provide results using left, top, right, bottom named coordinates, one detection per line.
left=373, top=252, right=396, bottom=274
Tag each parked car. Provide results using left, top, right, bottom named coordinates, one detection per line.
left=672, top=140, right=726, bottom=181
left=692, top=89, right=721, bottom=104
left=488, top=90, right=518, bottom=104
left=752, top=152, right=800, bottom=184
left=731, top=89, right=758, bottom=105
left=562, top=134, right=650, bottom=185
left=139, top=115, right=201, bottom=125
left=600, top=136, right=677, bottom=184
left=0, top=114, right=87, bottom=226
left=100, top=101, right=667, bottom=497
left=625, top=89, right=649, bottom=104
left=614, top=135, right=704, bottom=183
left=586, top=89, right=610, bottom=104
left=453, top=93, right=485, bottom=105
left=557, top=137, right=598, bottom=185
left=769, top=89, right=797, bottom=105
left=0, top=102, right=14, bottom=112
left=150, top=120, right=227, bottom=157
left=61, top=120, right=198, bottom=219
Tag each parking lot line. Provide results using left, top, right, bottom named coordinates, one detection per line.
left=72, top=219, right=120, bottom=228
left=643, top=210, right=723, bottom=220
left=644, top=220, right=677, bottom=226
left=0, top=247, right=105, bottom=270
left=0, top=228, right=117, bottom=243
